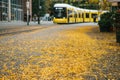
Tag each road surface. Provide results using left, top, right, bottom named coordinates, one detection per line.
left=0, top=22, right=119, bottom=80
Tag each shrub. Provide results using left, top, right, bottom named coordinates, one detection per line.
left=113, top=10, right=120, bottom=23
left=113, top=10, right=120, bottom=43
left=98, top=12, right=113, bottom=32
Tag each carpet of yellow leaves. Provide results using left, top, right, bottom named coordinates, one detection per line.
left=0, top=26, right=120, bottom=80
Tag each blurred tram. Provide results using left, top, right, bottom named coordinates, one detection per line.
left=53, top=3, right=107, bottom=24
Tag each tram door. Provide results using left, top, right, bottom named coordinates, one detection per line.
left=68, top=9, right=74, bottom=23
left=67, top=10, right=71, bottom=23
left=92, top=14, right=97, bottom=22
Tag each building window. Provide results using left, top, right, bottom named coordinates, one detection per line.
left=92, top=14, right=97, bottom=18
left=0, top=0, right=24, bottom=21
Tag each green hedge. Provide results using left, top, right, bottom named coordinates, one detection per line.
left=98, top=12, right=113, bottom=32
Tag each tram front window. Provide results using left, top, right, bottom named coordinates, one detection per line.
left=54, top=7, right=67, bottom=18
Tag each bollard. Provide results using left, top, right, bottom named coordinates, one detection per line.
left=116, top=23, right=120, bottom=43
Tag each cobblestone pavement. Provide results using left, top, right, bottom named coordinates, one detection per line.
left=0, top=21, right=54, bottom=36
left=0, top=21, right=53, bottom=28
left=0, top=23, right=120, bottom=80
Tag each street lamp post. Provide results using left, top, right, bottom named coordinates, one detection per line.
left=68, top=0, right=70, bottom=4
left=26, top=0, right=30, bottom=26
left=38, top=0, right=41, bottom=24
left=61, top=0, right=63, bottom=3
left=8, top=0, right=11, bottom=22
left=78, top=0, right=80, bottom=7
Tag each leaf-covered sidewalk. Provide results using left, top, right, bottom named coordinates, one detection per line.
left=0, top=26, right=120, bottom=80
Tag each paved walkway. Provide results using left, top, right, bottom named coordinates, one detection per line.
left=0, top=23, right=119, bottom=80
left=0, top=21, right=53, bottom=28
left=0, top=21, right=53, bottom=35
left=0, top=21, right=98, bottom=36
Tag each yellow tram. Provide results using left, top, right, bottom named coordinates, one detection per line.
left=53, top=3, right=106, bottom=24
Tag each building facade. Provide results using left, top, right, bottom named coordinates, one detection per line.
left=107, top=0, right=120, bottom=11
left=0, top=0, right=32, bottom=21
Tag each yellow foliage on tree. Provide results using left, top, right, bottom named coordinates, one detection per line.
left=99, top=0, right=110, bottom=10
left=88, top=0, right=99, bottom=4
